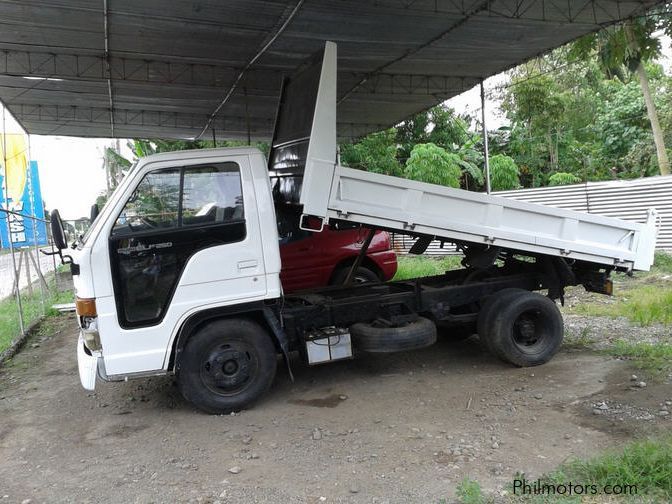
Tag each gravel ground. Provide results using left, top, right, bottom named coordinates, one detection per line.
left=1, top=308, right=670, bottom=504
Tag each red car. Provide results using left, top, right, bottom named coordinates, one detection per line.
left=276, top=206, right=397, bottom=293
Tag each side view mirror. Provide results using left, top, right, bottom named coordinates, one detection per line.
left=90, top=203, right=100, bottom=223
left=41, top=209, right=75, bottom=268
left=50, top=209, right=67, bottom=251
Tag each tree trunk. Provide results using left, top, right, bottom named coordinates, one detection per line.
left=546, top=129, right=558, bottom=171
left=625, top=24, right=670, bottom=176
left=634, top=62, right=670, bottom=176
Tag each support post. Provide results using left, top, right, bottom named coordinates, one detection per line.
left=28, top=249, right=48, bottom=291
left=11, top=250, right=25, bottom=297
left=24, top=249, right=33, bottom=296
left=480, top=79, right=491, bottom=194
left=27, top=134, right=46, bottom=313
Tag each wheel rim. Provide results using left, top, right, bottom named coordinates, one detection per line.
left=200, top=341, right=259, bottom=397
left=353, top=274, right=370, bottom=284
left=511, top=309, right=549, bottom=354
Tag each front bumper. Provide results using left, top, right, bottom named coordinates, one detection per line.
left=77, top=334, right=100, bottom=391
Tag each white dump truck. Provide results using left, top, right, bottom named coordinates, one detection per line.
left=48, top=42, right=658, bottom=413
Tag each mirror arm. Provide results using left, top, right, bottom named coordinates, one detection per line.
left=40, top=247, right=73, bottom=264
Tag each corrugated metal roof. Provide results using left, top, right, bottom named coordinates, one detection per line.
left=0, top=0, right=664, bottom=140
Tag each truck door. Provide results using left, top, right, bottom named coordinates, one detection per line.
left=100, top=157, right=267, bottom=376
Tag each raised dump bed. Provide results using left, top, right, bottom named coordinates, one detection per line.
left=291, top=42, right=657, bottom=272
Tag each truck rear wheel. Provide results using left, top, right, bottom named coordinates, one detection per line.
left=485, top=291, right=563, bottom=367
left=476, top=287, right=527, bottom=346
left=177, top=318, right=277, bottom=414
left=350, top=317, right=437, bottom=353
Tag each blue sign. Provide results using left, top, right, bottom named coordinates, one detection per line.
left=1, top=160, right=48, bottom=248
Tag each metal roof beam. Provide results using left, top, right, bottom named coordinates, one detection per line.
left=103, top=0, right=114, bottom=137
left=0, top=49, right=281, bottom=88
left=357, top=0, right=644, bottom=24
left=0, top=49, right=481, bottom=97
left=351, top=73, right=481, bottom=96
left=9, top=102, right=274, bottom=137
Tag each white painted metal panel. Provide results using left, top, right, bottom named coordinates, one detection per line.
left=393, top=176, right=670, bottom=257
left=320, top=166, right=657, bottom=270
left=497, top=176, right=671, bottom=251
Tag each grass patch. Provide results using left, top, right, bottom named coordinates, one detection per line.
left=506, top=437, right=672, bottom=503
left=608, top=340, right=672, bottom=377
left=652, top=250, right=672, bottom=274
left=0, top=279, right=73, bottom=354
left=540, top=436, right=670, bottom=502
left=393, top=255, right=463, bottom=281
left=456, top=478, right=491, bottom=504
left=563, top=327, right=595, bottom=350
left=574, top=285, right=672, bottom=326
left=568, top=251, right=672, bottom=326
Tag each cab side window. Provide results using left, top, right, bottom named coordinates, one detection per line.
left=112, top=163, right=244, bottom=236
left=109, top=162, right=246, bottom=328
left=112, top=169, right=180, bottom=234
left=182, top=164, right=244, bottom=227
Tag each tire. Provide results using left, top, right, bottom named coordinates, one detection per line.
left=350, top=316, right=437, bottom=353
left=331, top=265, right=381, bottom=285
left=177, top=318, right=277, bottom=414
left=476, top=288, right=527, bottom=352
left=486, top=292, right=564, bottom=367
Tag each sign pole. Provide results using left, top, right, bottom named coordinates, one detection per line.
left=27, top=135, right=46, bottom=312
left=481, top=79, right=491, bottom=195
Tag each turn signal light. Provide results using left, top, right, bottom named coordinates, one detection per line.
left=76, top=297, right=97, bottom=317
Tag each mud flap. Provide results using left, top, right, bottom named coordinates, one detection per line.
left=263, top=307, right=295, bottom=382
left=77, top=336, right=98, bottom=391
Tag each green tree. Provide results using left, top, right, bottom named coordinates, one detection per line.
left=403, top=143, right=462, bottom=188
left=489, top=154, right=520, bottom=190
left=549, top=172, right=582, bottom=186
left=498, top=40, right=672, bottom=185
left=103, top=145, right=131, bottom=192
left=395, top=105, right=484, bottom=188
left=340, top=129, right=401, bottom=176
left=570, top=16, right=670, bottom=175
left=502, top=71, right=568, bottom=174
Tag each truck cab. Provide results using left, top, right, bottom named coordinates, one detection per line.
left=72, top=147, right=281, bottom=386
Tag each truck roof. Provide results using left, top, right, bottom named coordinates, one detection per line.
left=138, top=146, right=264, bottom=165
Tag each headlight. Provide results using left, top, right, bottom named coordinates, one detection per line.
left=81, top=316, right=101, bottom=351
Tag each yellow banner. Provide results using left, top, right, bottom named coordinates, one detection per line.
left=0, top=133, right=29, bottom=204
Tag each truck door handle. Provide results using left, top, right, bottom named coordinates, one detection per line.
left=237, top=260, right=258, bottom=270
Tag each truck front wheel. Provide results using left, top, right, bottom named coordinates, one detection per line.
left=177, top=318, right=277, bottom=414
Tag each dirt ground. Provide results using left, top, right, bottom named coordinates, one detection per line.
left=1, top=294, right=671, bottom=504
